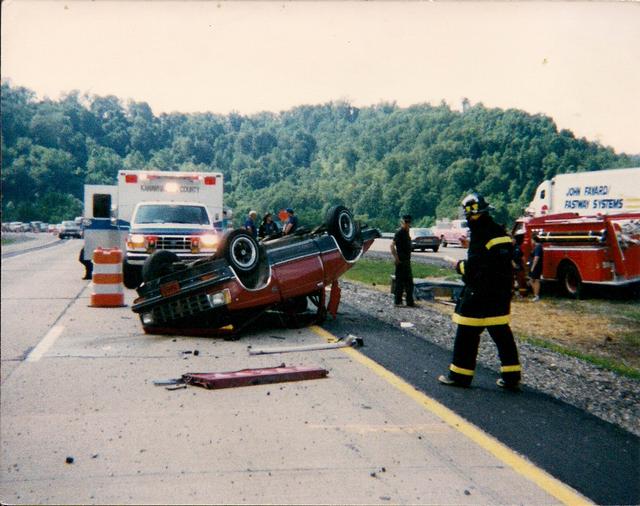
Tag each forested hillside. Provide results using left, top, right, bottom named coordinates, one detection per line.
left=2, top=82, right=637, bottom=228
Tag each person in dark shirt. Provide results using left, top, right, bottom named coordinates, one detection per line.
left=283, top=208, right=298, bottom=235
left=390, top=215, right=415, bottom=307
left=258, top=212, right=280, bottom=239
left=243, top=210, right=258, bottom=238
left=529, top=234, right=544, bottom=302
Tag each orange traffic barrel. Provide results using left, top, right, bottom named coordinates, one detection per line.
left=91, top=248, right=126, bottom=307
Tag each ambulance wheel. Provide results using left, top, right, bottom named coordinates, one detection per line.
left=325, top=205, right=358, bottom=247
left=560, top=263, right=582, bottom=299
left=142, top=251, right=178, bottom=283
left=222, top=230, right=260, bottom=274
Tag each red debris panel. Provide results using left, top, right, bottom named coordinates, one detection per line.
left=182, top=364, right=328, bottom=390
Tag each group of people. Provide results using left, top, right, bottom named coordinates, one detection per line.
left=391, top=193, right=530, bottom=391
left=243, top=208, right=298, bottom=240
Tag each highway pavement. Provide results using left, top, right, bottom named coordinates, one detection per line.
left=0, top=240, right=632, bottom=504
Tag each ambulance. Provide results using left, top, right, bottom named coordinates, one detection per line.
left=83, top=170, right=229, bottom=288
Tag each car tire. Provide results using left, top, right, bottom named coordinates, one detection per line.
left=221, top=229, right=260, bottom=274
left=432, top=246, right=439, bottom=252
left=141, top=251, right=178, bottom=284
left=325, top=205, right=358, bottom=247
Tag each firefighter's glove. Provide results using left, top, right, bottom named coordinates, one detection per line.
left=455, top=260, right=465, bottom=276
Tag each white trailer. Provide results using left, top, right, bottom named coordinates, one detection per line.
left=526, top=167, right=640, bottom=217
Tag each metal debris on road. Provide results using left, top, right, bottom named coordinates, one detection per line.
left=182, top=364, right=328, bottom=390
left=248, top=334, right=363, bottom=355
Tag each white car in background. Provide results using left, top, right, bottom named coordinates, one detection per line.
left=59, top=220, right=82, bottom=239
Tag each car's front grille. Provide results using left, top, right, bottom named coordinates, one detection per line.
left=157, top=236, right=191, bottom=250
left=152, top=293, right=212, bottom=323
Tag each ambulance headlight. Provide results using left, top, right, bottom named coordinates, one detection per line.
left=127, top=234, right=145, bottom=248
left=200, top=234, right=218, bottom=250
left=141, top=313, right=154, bottom=325
left=206, top=288, right=231, bottom=308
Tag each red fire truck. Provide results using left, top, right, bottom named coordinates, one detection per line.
left=512, top=212, right=640, bottom=297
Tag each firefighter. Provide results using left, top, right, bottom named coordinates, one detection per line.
left=438, top=193, right=522, bottom=390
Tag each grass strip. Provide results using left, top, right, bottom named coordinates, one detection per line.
left=521, top=336, right=640, bottom=379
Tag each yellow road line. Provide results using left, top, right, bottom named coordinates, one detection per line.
left=310, top=325, right=592, bottom=506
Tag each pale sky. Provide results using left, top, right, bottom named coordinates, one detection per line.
left=2, top=1, right=639, bottom=154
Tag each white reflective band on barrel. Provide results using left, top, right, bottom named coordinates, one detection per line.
left=92, top=283, right=124, bottom=294
left=93, top=263, right=122, bottom=274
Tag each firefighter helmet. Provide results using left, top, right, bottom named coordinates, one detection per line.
left=461, top=193, right=492, bottom=218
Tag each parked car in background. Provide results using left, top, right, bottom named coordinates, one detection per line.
left=59, top=220, right=82, bottom=239
left=8, top=222, right=27, bottom=232
left=409, top=227, right=440, bottom=252
left=431, top=219, right=469, bottom=247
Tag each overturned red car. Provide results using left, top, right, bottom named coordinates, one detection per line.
left=131, top=206, right=380, bottom=335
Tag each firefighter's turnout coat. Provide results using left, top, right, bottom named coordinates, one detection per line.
left=453, top=215, right=513, bottom=326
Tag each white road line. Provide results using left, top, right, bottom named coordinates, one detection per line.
left=25, top=325, right=65, bottom=362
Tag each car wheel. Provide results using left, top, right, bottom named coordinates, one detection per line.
left=432, top=246, right=439, bottom=252
left=141, top=251, right=178, bottom=284
left=222, top=229, right=260, bottom=273
left=560, top=263, right=582, bottom=298
left=325, top=205, right=358, bottom=245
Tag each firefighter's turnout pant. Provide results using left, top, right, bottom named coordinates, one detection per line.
left=394, top=261, right=414, bottom=305
left=449, top=324, right=521, bottom=387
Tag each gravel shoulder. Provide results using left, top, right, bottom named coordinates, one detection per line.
left=340, top=279, right=640, bottom=437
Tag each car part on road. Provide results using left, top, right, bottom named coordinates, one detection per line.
left=247, top=334, right=363, bottom=355
left=182, top=364, right=329, bottom=389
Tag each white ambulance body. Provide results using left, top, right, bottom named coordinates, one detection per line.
left=526, top=167, right=640, bottom=217
left=83, top=171, right=226, bottom=288
left=117, top=171, right=224, bottom=226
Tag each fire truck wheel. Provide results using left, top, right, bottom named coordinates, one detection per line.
left=123, top=260, right=143, bottom=289
left=222, top=230, right=260, bottom=273
left=142, top=251, right=179, bottom=283
left=560, top=263, right=583, bottom=298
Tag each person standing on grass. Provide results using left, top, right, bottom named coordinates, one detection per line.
left=529, top=234, right=544, bottom=302
left=390, top=214, right=415, bottom=307
left=438, top=193, right=522, bottom=390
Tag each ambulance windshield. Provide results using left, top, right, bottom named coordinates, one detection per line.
left=134, top=204, right=210, bottom=225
